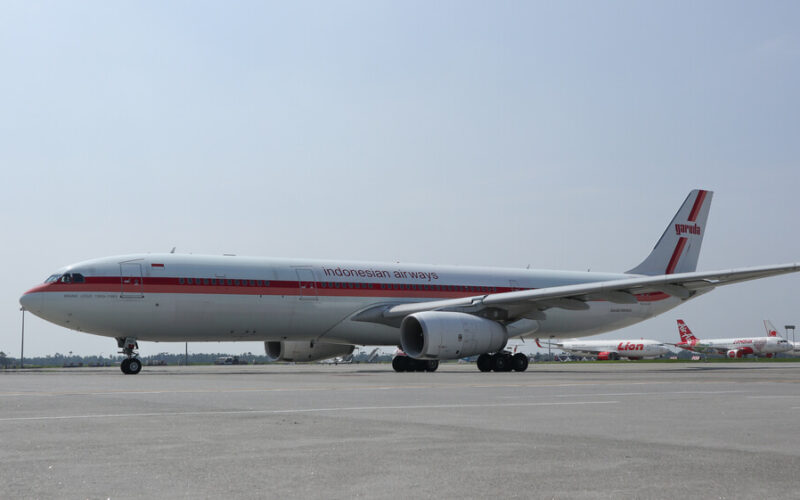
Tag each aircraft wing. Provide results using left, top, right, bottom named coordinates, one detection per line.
left=354, top=263, right=799, bottom=325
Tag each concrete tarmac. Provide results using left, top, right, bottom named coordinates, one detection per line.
left=1, top=362, right=799, bottom=499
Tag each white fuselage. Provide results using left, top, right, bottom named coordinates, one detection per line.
left=21, top=254, right=689, bottom=347
left=677, top=337, right=792, bottom=356
left=552, top=339, right=670, bottom=359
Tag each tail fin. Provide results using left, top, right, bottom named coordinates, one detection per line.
left=627, top=189, right=713, bottom=275
left=764, top=320, right=779, bottom=337
left=677, top=319, right=698, bottom=343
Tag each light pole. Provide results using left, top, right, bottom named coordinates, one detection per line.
left=19, top=307, right=25, bottom=369
left=786, top=325, right=796, bottom=344
left=185, top=342, right=188, bottom=366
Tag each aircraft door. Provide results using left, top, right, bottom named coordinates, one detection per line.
left=120, top=261, right=145, bottom=298
left=296, top=268, right=318, bottom=301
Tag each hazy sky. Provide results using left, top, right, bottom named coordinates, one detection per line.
left=2, top=1, right=799, bottom=357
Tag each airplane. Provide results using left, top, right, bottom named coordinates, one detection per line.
left=534, top=338, right=670, bottom=360
left=18, top=189, right=800, bottom=375
left=674, top=319, right=793, bottom=358
left=764, top=320, right=800, bottom=356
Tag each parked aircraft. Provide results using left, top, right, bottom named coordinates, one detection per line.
left=535, top=338, right=670, bottom=360
left=19, top=189, right=800, bottom=374
left=674, top=319, right=792, bottom=358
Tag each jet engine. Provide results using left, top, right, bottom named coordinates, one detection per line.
left=596, top=352, right=620, bottom=361
left=265, top=340, right=355, bottom=362
left=727, top=347, right=754, bottom=358
left=399, top=311, right=507, bottom=360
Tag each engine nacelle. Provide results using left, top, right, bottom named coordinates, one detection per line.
left=727, top=349, right=743, bottom=358
left=400, top=311, right=507, bottom=360
left=596, top=352, right=620, bottom=361
left=265, top=340, right=355, bottom=362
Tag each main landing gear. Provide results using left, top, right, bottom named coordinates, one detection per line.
left=477, top=352, right=529, bottom=372
left=392, top=356, right=439, bottom=372
left=117, top=337, right=142, bottom=375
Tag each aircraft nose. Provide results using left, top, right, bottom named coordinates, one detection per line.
left=19, top=292, right=42, bottom=313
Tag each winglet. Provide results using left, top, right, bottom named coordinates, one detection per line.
left=535, top=338, right=543, bottom=348
left=627, top=190, right=713, bottom=275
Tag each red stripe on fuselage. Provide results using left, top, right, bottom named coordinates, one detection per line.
left=665, top=237, right=687, bottom=274
left=24, top=277, right=673, bottom=303
left=688, top=190, right=707, bottom=222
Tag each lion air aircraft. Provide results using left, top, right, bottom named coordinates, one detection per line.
left=534, top=338, right=670, bottom=360
left=18, top=189, right=800, bottom=374
left=674, top=319, right=792, bottom=358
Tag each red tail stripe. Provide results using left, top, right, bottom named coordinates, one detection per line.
left=665, top=237, right=687, bottom=274
left=688, top=190, right=707, bottom=222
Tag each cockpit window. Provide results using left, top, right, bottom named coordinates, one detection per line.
left=47, top=273, right=85, bottom=284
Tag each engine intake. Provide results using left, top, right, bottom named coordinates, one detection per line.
left=265, top=341, right=355, bottom=362
left=400, top=311, right=507, bottom=360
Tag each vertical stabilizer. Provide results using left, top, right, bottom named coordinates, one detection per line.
left=627, top=190, right=713, bottom=275
left=677, top=319, right=698, bottom=343
left=764, top=320, right=779, bottom=337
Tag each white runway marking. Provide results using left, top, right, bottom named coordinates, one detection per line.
left=0, top=400, right=618, bottom=422
left=555, top=390, right=744, bottom=397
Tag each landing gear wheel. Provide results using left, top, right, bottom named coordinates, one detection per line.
left=477, top=354, right=492, bottom=372
left=512, top=353, right=529, bottom=372
left=392, top=356, right=409, bottom=372
left=117, top=337, right=141, bottom=375
left=493, top=354, right=510, bottom=372
left=424, top=360, right=439, bottom=372
left=128, top=358, right=142, bottom=374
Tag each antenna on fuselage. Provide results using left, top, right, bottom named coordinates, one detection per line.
left=170, top=247, right=176, bottom=254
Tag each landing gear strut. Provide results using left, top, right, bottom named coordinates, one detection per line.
left=477, top=352, right=529, bottom=372
left=117, top=337, right=142, bottom=375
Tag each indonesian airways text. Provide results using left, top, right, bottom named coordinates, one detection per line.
left=322, top=266, right=440, bottom=282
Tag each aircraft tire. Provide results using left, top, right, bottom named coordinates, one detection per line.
left=512, top=353, right=529, bottom=372
left=120, top=358, right=131, bottom=374
left=392, top=356, right=408, bottom=372
left=425, top=360, right=439, bottom=372
left=128, top=358, right=142, bottom=375
left=477, top=354, right=492, bottom=372
left=492, top=354, right=510, bottom=372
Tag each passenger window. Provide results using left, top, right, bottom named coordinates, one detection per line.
left=179, top=278, right=185, bottom=284
left=226, top=279, right=232, bottom=286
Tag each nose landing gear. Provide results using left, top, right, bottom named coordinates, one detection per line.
left=117, top=337, right=142, bottom=375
